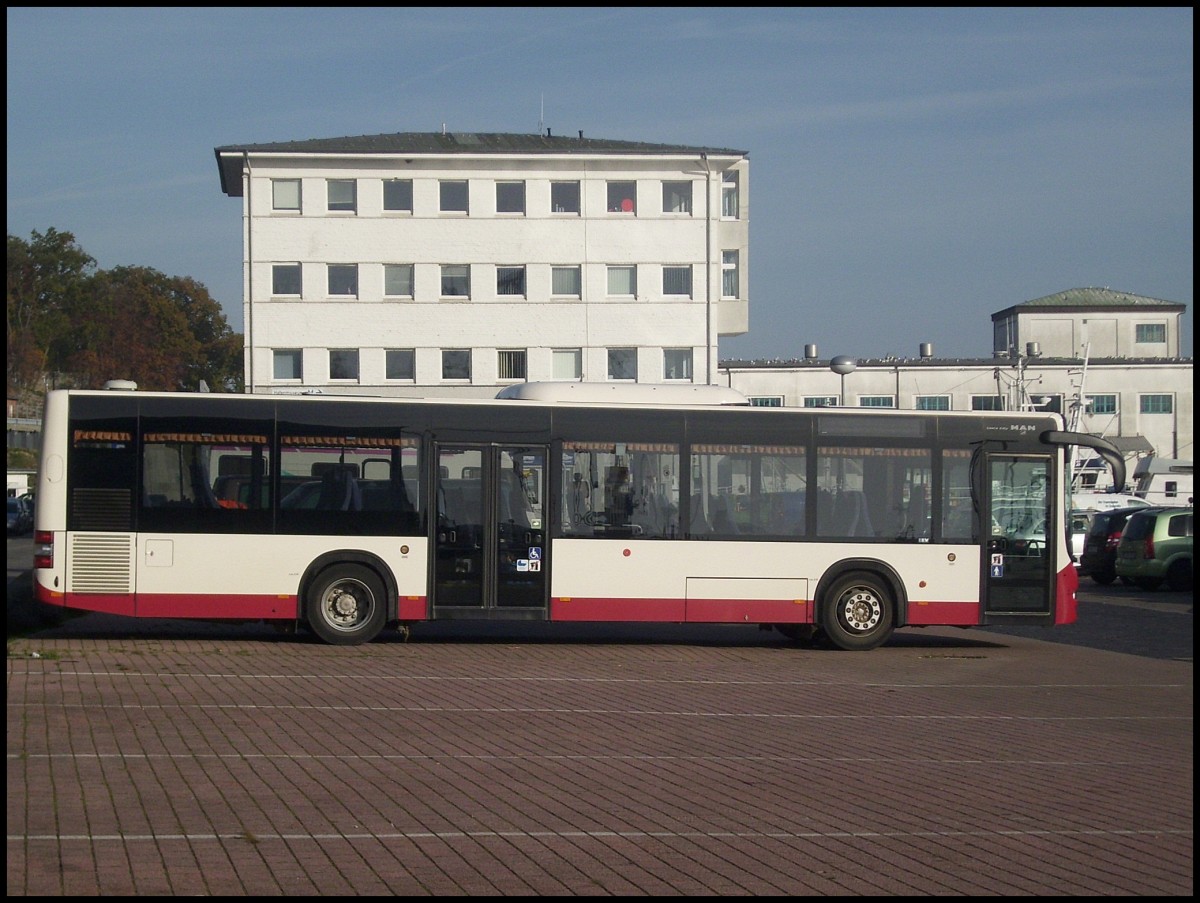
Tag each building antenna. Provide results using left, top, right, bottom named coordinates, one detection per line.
left=539, top=93, right=544, bottom=135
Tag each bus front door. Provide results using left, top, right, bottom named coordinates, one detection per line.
left=432, top=445, right=548, bottom=615
left=983, top=454, right=1054, bottom=619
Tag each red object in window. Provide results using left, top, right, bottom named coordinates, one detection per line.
left=621, top=198, right=634, bottom=212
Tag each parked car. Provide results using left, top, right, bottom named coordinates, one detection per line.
left=1114, top=506, right=1193, bottom=591
left=7, top=496, right=33, bottom=536
left=1078, top=506, right=1147, bottom=586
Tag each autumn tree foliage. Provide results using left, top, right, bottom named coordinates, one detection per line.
left=7, top=228, right=95, bottom=395
left=7, top=229, right=243, bottom=404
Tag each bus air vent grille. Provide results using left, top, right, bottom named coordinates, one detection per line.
left=71, top=488, right=132, bottom=531
left=68, top=533, right=134, bottom=594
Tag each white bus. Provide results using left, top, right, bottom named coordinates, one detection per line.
left=32, top=384, right=1125, bottom=650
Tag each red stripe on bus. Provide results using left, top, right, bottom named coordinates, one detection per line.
left=904, top=599, right=980, bottom=626
left=551, top=597, right=815, bottom=624
left=1056, top=564, right=1079, bottom=624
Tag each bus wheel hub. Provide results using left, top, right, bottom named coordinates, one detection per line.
left=332, top=591, right=358, bottom=619
left=844, top=593, right=881, bottom=631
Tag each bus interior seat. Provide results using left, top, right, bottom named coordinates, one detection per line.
left=191, top=463, right=221, bottom=508
left=828, top=489, right=874, bottom=537
left=688, top=494, right=712, bottom=535
left=906, top=490, right=930, bottom=537
left=710, top=493, right=741, bottom=534
left=316, top=466, right=360, bottom=510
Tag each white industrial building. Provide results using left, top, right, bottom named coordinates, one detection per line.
left=720, top=288, right=1192, bottom=464
left=214, top=133, right=1190, bottom=466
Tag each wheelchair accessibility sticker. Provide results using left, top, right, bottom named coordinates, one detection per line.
left=990, top=552, right=1004, bottom=578
left=516, top=548, right=543, bottom=572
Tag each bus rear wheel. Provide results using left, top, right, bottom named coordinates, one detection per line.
left=306, top=564, right=387, bottom=645
left=821, top=573, right=895, bottom=651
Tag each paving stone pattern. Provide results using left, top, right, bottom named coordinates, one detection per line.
left=6, top=618, right=1193, bottom=895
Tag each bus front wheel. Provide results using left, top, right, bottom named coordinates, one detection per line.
left=305, top=564, right=387, bottom=645
left=821, top=573, right=895, bottom=651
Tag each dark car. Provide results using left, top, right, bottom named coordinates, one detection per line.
left=7, top=496, right=33, bottom=536
left=1078, top=506, right=1148, bottom=585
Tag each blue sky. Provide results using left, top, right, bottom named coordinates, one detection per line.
left=7, top=7, right=1193, bottom=360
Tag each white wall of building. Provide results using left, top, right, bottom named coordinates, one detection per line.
left=225, top=142, right=749, bottom=396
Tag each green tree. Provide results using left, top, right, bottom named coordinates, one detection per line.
left=6, top=229, right=243, bottom=395
left=6, top=228, right=95, bottom=394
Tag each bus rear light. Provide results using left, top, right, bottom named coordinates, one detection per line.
left=34, top=531, right=54, bottom=569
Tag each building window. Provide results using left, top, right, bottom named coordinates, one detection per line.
left=327, top=179, right=356, bottom=213
left=607, top=181, right=636, bottom=213
left=803, top=396, right=838, bottom=408
left=915, top=396, right=950, bottom=411
left=662, top=181, right=692, bottom=214
left=552, top=348, right=582, bottom=380
left=663, top=349, right=693, bottom=381
left=721, top=171, right=740, bottom=219
left=1135, top=323, right=1167, bottom=344
left=607, top=348, right=637, bottom=380
left=498, top=349, right=527, bottom=380
left=327, top=264, right=358, bottom=297
left=1032, top=394, right=1062, bottom=414
left=1085, top=394, right=1117, bottom=415
left=721, top=250, right=739, bottom=298
left=272, top=263, right=301, bottom=296
left=383, top=179, right=413, bottom=212
left=663, top=266, right=692, bottom=297
left=1140, top=394, right=1173, bottom=414
left=551, top=181, right=580, bottom=214
left=607, top=265, right=636, bottom=297
left=385, top=348, right=415, bottom=380
left=326, top=264, right=358, bottom=297
left=971, top=395, right=1005, bottom=411
left=329, top=349, right=359, bottom=381
left=440, top=180, right=469, bottom=213
left=441, top=265, right=470, bottom=298
left=551, top=266, right=582, bottom=297
left=859, top=396, right=896, bottom=408
left=273, top=349, right=302, bottom=380
left=384, top=264, right=415, bottom=298
left=496, top=181, right=525, bottom=214
left=272, top=179, right=301, bottom=212
left=497, top=266, right=526, bottom=297
left=749, top=396, right=783, bottom=407
left=442, top=349, right=471, bottom=380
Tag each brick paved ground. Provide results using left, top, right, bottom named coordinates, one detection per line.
left=6, top=613, right=1193, bottom=896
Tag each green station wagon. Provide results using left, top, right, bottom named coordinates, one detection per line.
left=1114, top=506, right=1194, bottom=591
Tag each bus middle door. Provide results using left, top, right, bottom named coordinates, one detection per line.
left=432, top=445, right=547, bottom=614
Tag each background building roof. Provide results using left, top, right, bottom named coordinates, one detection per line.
left=215, top=131, right=748, bottom=196
left=991, top=287, right=1186, bottom=320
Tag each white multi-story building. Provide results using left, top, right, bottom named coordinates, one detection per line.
left=215, top=131, right=749, bottom=396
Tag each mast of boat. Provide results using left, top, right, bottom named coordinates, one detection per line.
left=1068, top=344, right=1090, bottom=494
